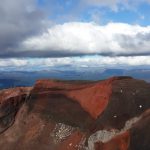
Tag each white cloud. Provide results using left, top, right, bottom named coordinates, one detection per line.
left=1, top=56, right=150, bottom=70
left=0, top=59, right=28, bottom=67
left=1, top=0, right=150, bottom=58
left=22, top=22, right=150, bottom=56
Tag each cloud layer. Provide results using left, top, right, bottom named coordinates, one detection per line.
left=0, top=0, right=45, bottom=55
left=0, top=0, right=150, bottom=70
left=20, top=22, right=150, bottom=57
left=1, top=56, right=150, bottom=71
left=0, top=0, right=150, bottom=58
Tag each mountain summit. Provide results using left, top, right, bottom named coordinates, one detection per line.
left=0, top=77, right=149, bottom=150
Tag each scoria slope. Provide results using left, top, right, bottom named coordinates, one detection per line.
left=0, top=76, right=149, bottom=150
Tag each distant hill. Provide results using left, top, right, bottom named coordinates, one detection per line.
left=0, top=68, right=150, bottom=89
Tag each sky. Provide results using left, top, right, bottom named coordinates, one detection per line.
left=1, top=0, right=150, bottom=71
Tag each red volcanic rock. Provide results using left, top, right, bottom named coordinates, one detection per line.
left=68, top=78, right=114, bottom=119
left=0, top=77, right=149, bottom=150
left=95, top=131, right=130, bottom=150
left=0, top=87, right=32, bottom=134
left=0, top=87, right=31, bottom=114
left=57, top=131, right=85, bottom=150
left=34, top=77, right=120, bottom=119
left=34, top=79, right=96, bottom=91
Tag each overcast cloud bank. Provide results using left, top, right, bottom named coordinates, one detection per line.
left=21, top=22, right=150, bottom=57
left=1, top=56, right=150, bottom=70
left=1, top=0, right=150, bottom=70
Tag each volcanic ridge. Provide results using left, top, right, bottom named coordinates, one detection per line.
left=0, top=76, right=149, bottom=150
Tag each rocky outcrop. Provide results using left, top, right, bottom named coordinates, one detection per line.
left=94, top=109, right=150, bottom=150
left=0, top=87, right=31, bottom=134
left=0, top=77, right=149, bottom=150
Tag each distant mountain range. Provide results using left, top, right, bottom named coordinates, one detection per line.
left=0, top=68, right=150, bottom=89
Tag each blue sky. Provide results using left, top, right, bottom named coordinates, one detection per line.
left=36, top=0, right=150, bottom=25
left=1, top=0, right=150, bottom=70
